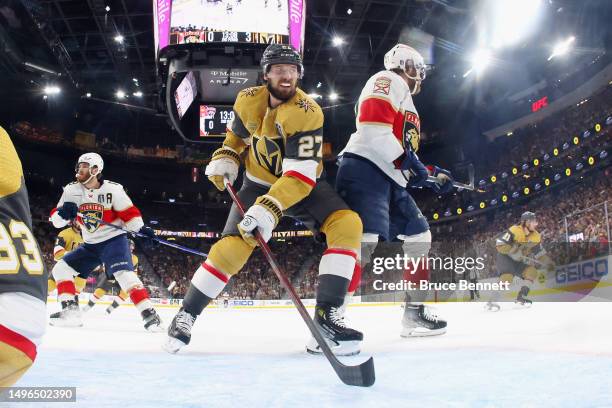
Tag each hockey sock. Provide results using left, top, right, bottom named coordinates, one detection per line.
left=128, top=287, right=154, bottom=315
left=184, top=262, right=230, bottom=315
left=316, top=248, right=357, bottom=307
left=106, top=300, right=120, bottom=313
left=56, top=280, right=76, bottom=303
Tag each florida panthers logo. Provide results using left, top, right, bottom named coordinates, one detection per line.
left=403, top=111, right=421, bottom=152
left=251, top=134, right=285, bottom=176
left=79, top=203, right=104, bottom=233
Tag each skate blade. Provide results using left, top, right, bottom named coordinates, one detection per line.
left=162, top=337, right=187, bottom=354
left=49, top=319, right=83, bottom=328
left=146, top=323, right=165, bottom=333
left=305, top=338, right=361, bottom=356
left=485, top=304, right=501, bottom=312
left=400, top=327, right=446, bottom=338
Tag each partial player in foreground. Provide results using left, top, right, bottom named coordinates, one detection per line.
left=487, top=211, right=554, bottom=311
left=82, top=239, right=139, bottom=315
left=48, top=152, right=163, bottom=331
left=325, top=43, right=453, bottom=341
left=0, top=126, right=47, bottom=386
left=165, top=44, right=364, bottom=356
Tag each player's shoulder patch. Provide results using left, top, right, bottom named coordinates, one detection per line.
left=293, top=89, right=322, bottom=115
left=373, top=76, right=392, bottom=95
left=238, top=86, right=264, bottom=98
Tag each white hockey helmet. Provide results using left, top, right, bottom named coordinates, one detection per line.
left=75, top=152, right=104, bottom=178
left=384, top=44, right=427, bottom=94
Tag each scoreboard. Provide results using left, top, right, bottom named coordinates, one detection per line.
left=200, top=105, right=234, bottom=137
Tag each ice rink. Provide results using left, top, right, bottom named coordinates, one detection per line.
left=15, top=302, right=612, bottom=407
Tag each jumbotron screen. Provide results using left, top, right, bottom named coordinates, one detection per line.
left=154, top=0, right=305, bottom=57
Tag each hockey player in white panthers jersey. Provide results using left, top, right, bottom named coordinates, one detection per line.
left=48, top=153, right=163, bottom=331
left=335, top=44, right=454, bottom=341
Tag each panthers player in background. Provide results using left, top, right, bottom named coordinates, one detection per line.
left=48, top=152, right=163, bottom=331
left=47, top=222, right=87, bottom=301
left=165, top=44, right=365, bottom=356
left=82, top=239, right=139, bottom=315
left=324, top=43, right=454, bottom=342
left=0, top=126, right=47, bottom=386
left=487, top=211, right=554, bottom=311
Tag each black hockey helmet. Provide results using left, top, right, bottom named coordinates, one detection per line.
left=520, top=211, right=536, bottom=223
left=261, top=44, right=303, bottom=78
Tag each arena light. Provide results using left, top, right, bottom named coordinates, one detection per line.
left=115, top=90, right=126, bottom=99
left=105, top=5, right=110, bottom=12
left=433, top=213, right=439, bottom=220
left=114, top=34, right=124, bottom=44
left=544, top=178, right=551, bottom=186
left=464, top=49, right=492, bottom=77
left=501, top=194, right=508, bottom=203
left=133, top=91, right=143, bottom=97
left=329, top=92, right=339, bottom=101
left=553, top=148, right=559, bottom=156
left=533, top=158, right=539, bottom=166
left=595, top=123, right=601, bottom=132
left=489, top=0, right=543, bottom=49
left=456, top=208, right=463, bottom=215
left=588, top=156, right=595, bottom=165
left=548, top=36, right=575, bottom=61
left=565, top=168, right=571, bottom=176
left=332, top=36, right=345, bottom=47
left=490, top=175, right=497, bottom=183
left=308, top=92, right=322, bottom=99
left=512, top=167, right=518, bottom=175
left=346, top=8, right=352, bottom=15
left=44, top=86, right=61, bottom=95
left=479, top=202, right=486, bottom=209
left=523, top=187, right=530, bottom=195
left=573, top=136, right=579, bottom=145
left=85, top=92, right=92, bottom=98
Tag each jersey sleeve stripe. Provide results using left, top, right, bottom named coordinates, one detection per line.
left=290, top=127, right=323, bottom=139
left=116, top=206, right=142, bottom=222
left=359, top=97, right=397, bottom=125
left=282, top=158, right=317, bottom=186
left=0, top=324, right=37, bottom=361
left=230, top=112, right=250, bottom=139
left=284, top=170, right=316, bottom=187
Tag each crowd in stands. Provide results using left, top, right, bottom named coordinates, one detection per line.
left=17, top=79, right=612, bottom=301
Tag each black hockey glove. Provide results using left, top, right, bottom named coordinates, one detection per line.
left=427, top=166, right=454, bottom=195
left=397, top=150, right=429, bottom=188
left=57, top=202, right=78, bottom=220
left=138, top=226, right=157, bottom=240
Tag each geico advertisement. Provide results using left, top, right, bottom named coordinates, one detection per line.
left=554, top=256, right=609, bottom=284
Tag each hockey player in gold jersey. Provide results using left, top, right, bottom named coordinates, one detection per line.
left=0, top=126, right=47, bottom=386
left=165, top=44, right=365, bottom=356
left=47, top=223, right=87, bottom=299
left=82, top=239, right=139, bottom=315
left=487, top=211, right=554, bottom=310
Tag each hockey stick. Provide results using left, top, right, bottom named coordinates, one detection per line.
left=426, top=163, right=480, bottom=192
left=224, top=179, right=375, bottom=387
left=76, top=212, right=210, bottom=258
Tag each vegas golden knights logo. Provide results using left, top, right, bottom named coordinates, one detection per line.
left=80, top=203, right=104, bottom=233
left=251, top=135, right=284, bottom=176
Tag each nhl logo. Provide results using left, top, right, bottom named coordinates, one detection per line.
left=80, top=203, right=104, bottom=233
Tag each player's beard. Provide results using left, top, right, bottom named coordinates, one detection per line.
left=267, top=79, right=297, bottom=102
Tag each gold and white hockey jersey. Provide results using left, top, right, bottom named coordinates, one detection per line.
left=221, top=85, right=324, bottom=210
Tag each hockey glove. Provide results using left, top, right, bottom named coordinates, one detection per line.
left=138, top=226, right=157, bottom=241
left=205, top=147, right=240, bottom=191
left=427, top=166, right=454, bottom=195
left=57, top=202, right=78, bottom=221
left=237, top=195, right=282, bottom=247
left=397, top=150, right=429, bottom=188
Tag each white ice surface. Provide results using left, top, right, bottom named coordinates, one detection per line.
left=14, top=302, right=612, bottom=408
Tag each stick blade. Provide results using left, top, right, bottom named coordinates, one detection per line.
left=335, top=356, right=376, bottom=387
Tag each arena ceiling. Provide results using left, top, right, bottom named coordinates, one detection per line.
left=0, top=0, right=609, bottom=109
